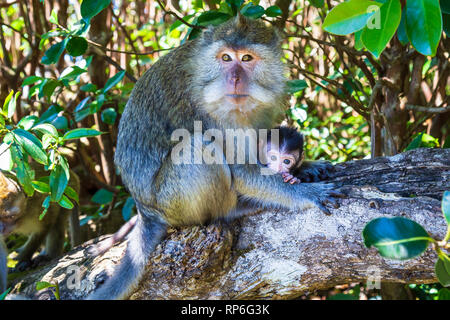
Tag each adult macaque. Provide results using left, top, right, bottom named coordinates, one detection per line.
left=89, top=15, right=342, bottom=300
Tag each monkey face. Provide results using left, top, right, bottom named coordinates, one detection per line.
left=216, top=49, right=259, bottom=105
left=266, top=149, right=300, bottom=174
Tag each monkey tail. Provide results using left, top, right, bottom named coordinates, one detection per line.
left=87, top=207, right=167, bottom=300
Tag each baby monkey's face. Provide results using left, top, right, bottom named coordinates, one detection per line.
left=266, top=147, right=303, bottom=174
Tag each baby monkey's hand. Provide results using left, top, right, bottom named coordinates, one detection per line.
left=282, top=172, right=301, bottom=184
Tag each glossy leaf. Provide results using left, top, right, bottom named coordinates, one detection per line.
left=58, top=195, right=74, bottom=209
left=265, top=5, right=283, bottom=17
left=102, top=71, right=125, bottom=93
left=323, top=0, right=382, bottom=35
left=361, top=0, right=401, bottom=58
left=41, top=39, right=68, bottom=65
left=197, top=11, right=232, bottom=26
left=287, top=79, right=308, bottom=94
left=241, top=4, right=265, bottom=19
left=62, top=128, right=102, bottom=141
left=435, top=257, right=450, bottom=287
left=310, top=0, right=324, bottom=8
left=122, top=197, right=135, bottom=221
left=363, top=217, right=430, bottom=260
left=64, top=186, right=79, bottom=204
left=101, top=108, right=117, bottom=125
left=13, top=129, right=48, bottom=165
left=405, top=0, right=442, bottom=56
left=49, top=163, right=69, bottom=202
left=92, top=188, right=114, bottom=205
left=397, top=9, right=409, bottom=45
left=81, top=0, right=111, bottom=20
left=66, top=37, right=88, bottom=57
left=438, top=288, right=450, bottom=300
left=31, top=123, right=58, bottom=137
left=405, top=132, right=439, bottom=150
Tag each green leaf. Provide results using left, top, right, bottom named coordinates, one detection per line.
left=2, top=90, right=20, bottom=119
left=41, top=38, right=68, bottom=65
left=91, top=188, right=114, bottom=205
left=17, top=115, right=38, bottom=130
left=50, top=163, right=69, bottom=202
left=36, top=281, right=55, bottom=291
left=59, top=66, right=87, bottom=81
left=58, top=194, right=74, bottom=209
left=265, top=5, right=283, bottom=17
left=405, top=132, right=439, bottom=150
left=22, top=76, right=43, bottom=86
left=405, top=0, right=442, bottom=56
left=0, top=288, right=11, bottom=300
left=397, top=8, right=409, bottom=45
left=354, top=29, right=365, bottom=50
left=31, top=123, right=58, bottom=137
left=323, top=0, right=382, bottom=35
left=39, top=79, right=61, bottom=100
left=197, top=11, right=232, bottom=26
left=62, top=128, right=102, bottom=141
left=101, top=108, right=117, bottom=125
left=309, top=0, right=324, bottom=8
left=287, top=79, right=308, bottom=94
left=64, top=186, right=79, bottom=204
left=241, top=4, right=265, bottom=19
left=435, top=258, right=450, bottom=287
left=363, top=217, right=431, bottom=260
left=32, top=180, right=51, bottom=193
left=102, top=71, right=125, bottom=93
left=80, top=83, right=97, bottom=92
left=66, top=37, right=88, bottom=57
left=81, top=0, right=111, bottom=20
left=443, top=191, right=450, bottom=225
left=361, top=0, right=401, bottom=58
left=13, top=129, right=48, bottom=165
left=15, top=160, right=34, bottom=197
left=438, top=288, right=450, bottom=300
left=122, top=197, right=135, bottom=221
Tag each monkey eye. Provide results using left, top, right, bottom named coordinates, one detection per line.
left=270, top=155, right=277, bottom=161
left=242, top=54, right=253, bottom=62
left=283, top=159, right=291, bottom=165
left=222, top=54, right=232, bottom=62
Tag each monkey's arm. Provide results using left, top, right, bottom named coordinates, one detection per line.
left=232, top=164, right=343, bottom=215
left=15, top=231, right=48, bottom=271
left=296, top=160, right=334, bottom=182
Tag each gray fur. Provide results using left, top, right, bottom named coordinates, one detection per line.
left=91, top=16, right=341, bottom=299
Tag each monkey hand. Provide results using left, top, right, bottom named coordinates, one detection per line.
left=297, top=160, right=335, bottom=182
left=282, top=173, right=300, bottom=184
left=303, top=183, right=346, bottom=215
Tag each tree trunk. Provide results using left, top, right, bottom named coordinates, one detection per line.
left=9, top=148, right=450, bottom=300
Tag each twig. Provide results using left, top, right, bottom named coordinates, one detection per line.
left=155, top=0, right=204, bottom=30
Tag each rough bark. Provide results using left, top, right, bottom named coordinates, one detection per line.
left=9, top=148, right=450, bottom=300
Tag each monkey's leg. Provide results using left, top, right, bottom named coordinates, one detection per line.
left=68, top=204, right=82, bottom=247
left=41, top=210, right=66, bottom=260
left=15, top=231, right=47, bottom=271
left=232, top=164, right=342, bottom=215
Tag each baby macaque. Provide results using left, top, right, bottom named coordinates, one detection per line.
left=0, top=168, right=80, bottom=271
left=264, top=126, right=305, bottom=184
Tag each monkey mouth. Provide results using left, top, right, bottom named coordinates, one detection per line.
left=226, top=94, right=249, bottom=104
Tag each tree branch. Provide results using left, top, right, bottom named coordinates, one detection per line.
left=9, top=148, right=450, bottom=300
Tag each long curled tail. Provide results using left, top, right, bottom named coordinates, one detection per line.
left=87, top=207, right=167, bottom=300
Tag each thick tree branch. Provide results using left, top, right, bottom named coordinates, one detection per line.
left=9, top=148, right=450, bottom=300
